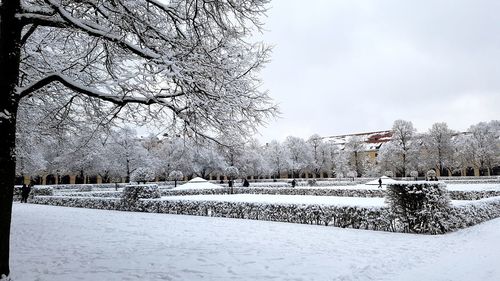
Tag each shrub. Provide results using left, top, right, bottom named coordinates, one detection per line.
left=307, top=179, right=317, bottom=186
left=168, top=170, right=184, bottom=187
left=122, top=184, right=160, bottom=206
left=384, top=171, right=394, bottom=177
left=385, top=182, right=451, bottom=234
left=426, top=169, right=437, bottom=179
left=225, top=166, right=239, bottom=179
left=346, top=171, right=357, bottom=179
left=130, top=167, right=155, bottom=184
left=32, top=186, right=54, bottom=196
left=77, top=185, right=93, bottom=192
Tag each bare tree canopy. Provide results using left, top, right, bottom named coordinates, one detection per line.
left=1, top=0, right=276, bottom=277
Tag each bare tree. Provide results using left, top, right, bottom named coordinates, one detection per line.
left=345, top=136, right=366, bottom=177
left=264, top=140, right=289, bottom=179
left=284, top=136, right=312, bottom=178
left=0, top=0, right=276, bottom=276
left=307, top=134, right=330, bottom=177
left=466, top=121, right=500, bottom=176
left=388, top=119, right=417, bottom=176
left=424, top=122, right=455, bottom=176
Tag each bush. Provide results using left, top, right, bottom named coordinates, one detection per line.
left=384, top=171, right=394, bottom=177
left=307, top=179, right=317, bottom=186
left=122, top=184, right=160, bottom=206
left=130, top=167, right=155, bottom=183
left=32, top=186, right=54, bottom=196
left=77, top=186, right=93, bottom=192
left=225, top=166, right=239, bottom=179
left=168, top=170, right=184, bottom=187
left=385, top=182, right=451, bottom=234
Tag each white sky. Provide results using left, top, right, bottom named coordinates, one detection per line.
left=254, top=0, right=500, bottom=143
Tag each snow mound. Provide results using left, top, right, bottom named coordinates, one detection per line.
left=173, top=177, right=223, bottom=190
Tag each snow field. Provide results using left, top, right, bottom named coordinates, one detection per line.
left=10, top=203, right=500, bottom=281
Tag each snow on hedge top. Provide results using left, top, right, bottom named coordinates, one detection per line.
left=365, top=176, right=398, bottom=185
left=160, top=194, right=387, bottom=207
left=173, top=177, right=223, bottom=190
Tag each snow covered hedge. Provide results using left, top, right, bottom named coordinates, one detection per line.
left=32, top=196, right=123, bottom=210
left=51, top=191, right=123, bottom=198
left=77, top=186, right=93, bottom=192
left=160, top=187, right=386, bottom=198
left=12, top=185, right=53, bottom=201
left=448, top=190, right=500, bottom=200
left=386, top=182, right=451, bottom=234
left=30, top=195, right=500, bottom=234
left=31, top=195, right=390, bottom=229
left=42, top=183, right=129, bottom=190
left=443, top=179, right=500, bottom=184
left=122, top=184, right=160, bottom=203
left=141, top=200, right=393, bottom=230
left=32, top=186, right=54, bottom=196
left=448, top=197, right=500, bottom=229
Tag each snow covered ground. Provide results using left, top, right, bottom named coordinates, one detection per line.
left=10, top=203, right=500, bottom=281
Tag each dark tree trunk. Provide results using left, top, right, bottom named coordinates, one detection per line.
left=0, top=0, right=22, bottom=277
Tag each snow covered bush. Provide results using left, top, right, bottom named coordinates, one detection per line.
left=410, top=171, right=419, bottom=180
left=12, top=186, right=22, bottom=201
left=130, top=167, right=156, bottom=184
left=346, top=171, right=357, bottom=179
left=52, top=191, right=122, bottom=198
left=225, top=166, right=239, bottom=179
left=447, top=197, right=500, bottom=230
left=448, top=190, right=500, bottom=200
left=385, top=182, right=451, bottom=234
left=122, top=184, right=160, bottom=204
left=32, top=196, right=123, bottom=211
left=307, top=179, right=317, bottom=186
left=32, top=186, right=54, bottom=196
left=384, top=171, right=394, bottom=177
left=426, top=169, right=437, bottom=179
left=168, top=170, right=184, bottom=187
left=77, top=186, right=93, bottom=192
left=443, top=179, right=500, bottom=184
left=43, top=183, right=127, bottom=190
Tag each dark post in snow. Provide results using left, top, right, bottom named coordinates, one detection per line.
left=0, top=0, right=23, bottom=276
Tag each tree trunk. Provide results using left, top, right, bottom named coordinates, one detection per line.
left=0, top=0, right=22, bottom=276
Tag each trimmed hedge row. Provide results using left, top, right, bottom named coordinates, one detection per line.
left=161, top=187, right=386, bottom=197
left=40, top=183, right=129, bottom=190
left=48, top=186, right=500, bottom=201
left=449, top=190, right=500, bottom=200
left=444, top=180, right=500, bottom=184
left=51, top=191, right=123, bottom=198
left=386, top=182, right=451, bottom=234
left=31, top=196, right=391, bottom=230
left=31, top=193, right=500, bottom=234
left=449, top=197, right=500, bottom=229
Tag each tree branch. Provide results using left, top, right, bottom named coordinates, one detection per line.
left=44, top=0, right=162, bottom=61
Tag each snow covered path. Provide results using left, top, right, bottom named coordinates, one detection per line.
left=10, top=203, right=500, bottom=281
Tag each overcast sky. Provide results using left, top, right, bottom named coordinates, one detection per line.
left=254, top=0, right=500, bottom=143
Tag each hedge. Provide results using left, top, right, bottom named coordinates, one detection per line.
left=448, top=190, right=500, bottom=200
left=161, top=187, right=386, bottom=197
left=444, top=180, right=500, bottom=184
left=386, top=182, right=451, bottom=234
left=31, top=195, right=391, bottom=230
left=30, top=194, right=500, bottom=235
left=43, top=186, right=500, bottom=201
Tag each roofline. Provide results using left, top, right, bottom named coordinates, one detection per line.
left=321, top=130, right=392, bottom=139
